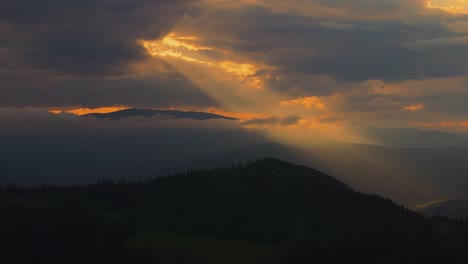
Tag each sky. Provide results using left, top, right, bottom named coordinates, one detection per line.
left=3, top=0, right=468, bottom=204
left=2, top=0, right=468, bottom=144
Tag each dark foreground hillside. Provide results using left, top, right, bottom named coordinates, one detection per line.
left=1, top=158, right=468, bottom=263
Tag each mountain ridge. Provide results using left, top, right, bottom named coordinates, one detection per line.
left=82, top=108, right=238, bottom=121
left=415, top=190, right=468, bottom=218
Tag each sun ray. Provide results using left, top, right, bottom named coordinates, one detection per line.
left=140, top=31, right=369, bottom=146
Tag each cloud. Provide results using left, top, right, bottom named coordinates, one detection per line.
left=426, top=0, right=468, bottom=14
left=407, top=36, right=468, bottom=47
left=280, top=96, right=326, bottom=110
left=414, top=120, right=468, bottom=131
left=0, top=61, right=217, bottom=108
left=0, top=0, right=226, bottom=109
left=0, top=0, right=196, bottom=76
left=402, top=104, right=425, bottom=111
left=243, top=116, right=301, bottom=126
left=177, top=1, right=468, bottom=85
left=445, top=19, right=468, bottom=32
left=3, top=0, right=468, bottom=133
left=320, top=21, right=355, bottom=30
left=204, top=0, right=424, bottom=20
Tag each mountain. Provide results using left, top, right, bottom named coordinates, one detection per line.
left=82, top=108, right=238, bottom=120
left=416, top=191, right=468, bottom=218
left=2, top=158, right=468, bottom=263
left=357, top=126, right=468, bottom=148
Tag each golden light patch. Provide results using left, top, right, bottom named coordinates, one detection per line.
left=141, top=33, right=216, bottom=66
left=142, top=40, right=214, bottom=66
left=280, top=96, right=326, bottom=110
left=402, top=104, right=425, bottom=111
left=49, top=106, right=130, bottom=116
left=219, top=61, right=256, bottom=76
left=48, top=109, right=63, bottom=114
left=162, top=34, right=214, bottom=51
left=425, top=0, right=468, bottom=14
left=244, top=116, right=371, bottom=147
left=219, top=61, right=265, bottom=89
left=142, top=32, right=270, bottom=90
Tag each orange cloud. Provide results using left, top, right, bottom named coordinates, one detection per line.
left=49, top=106, right=130, bottom=116
left=402, top=104, right=425, bottom=111
left=48, top=109, right=63, bottom=114
left=280, top=96, right=326, bottom=110
left=219, top=61, right=256, bottom=76
left=142, top=40, right=214, bottom=65
left=142, top=33, right=270, bottom=90
left=161, top=34, right=214, bottom=51
left=425, top=0, right=468, bottom=14
left=219, top=61, right=265, bottom=90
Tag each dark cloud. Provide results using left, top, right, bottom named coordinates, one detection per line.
left=0, top=0, right=196, bottom=76
left=183, top=4, right=468, bottom=86
left=313, top=0, right=420, bottom=13
left=0, top=60, right=217, bottom=108
left=243, top=115, right=301, bottom=126
left=266, top=21, right=463, bottom=83
left=0, top=0, right=216, bottom=108
left=274, top=43, right=465, bottom=82
left=330, top=77, right=468, bottom=118
left=3, top=0, right=468, bottom=111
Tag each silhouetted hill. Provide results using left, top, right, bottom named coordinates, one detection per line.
left=2, top=159, right=468, bottom=263
left=82, top=108, right=238, bottom=120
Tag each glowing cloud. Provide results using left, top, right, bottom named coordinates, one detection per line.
left=142, top=40, right=215, bottom=66
left=402, top=104, right=425, bottom=111
left=162, top=34, right=214, bottom=51
left=425, top=0, right=468, bottom=14
left=219, top=61, right=256, bottom=77
left=49, top=106, right=130, bottom=116
left=142, top=33, right=269, bottom=90
left=280, top=97, right=326, bottom=110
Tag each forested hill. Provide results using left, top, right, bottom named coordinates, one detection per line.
left=2, top=158, right=468, bottom=263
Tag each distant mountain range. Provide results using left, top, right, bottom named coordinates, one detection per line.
left=357, top=126, right=468, bottom=148
left=416, top=191, right=468, bottom=218
left=81, top=109, right=468, bottom=148
left=82, top=108, right=238, bottom=121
